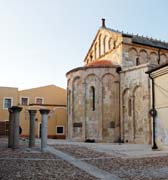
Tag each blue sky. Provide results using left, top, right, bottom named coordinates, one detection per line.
left=0, top=0, right=167, bottom=90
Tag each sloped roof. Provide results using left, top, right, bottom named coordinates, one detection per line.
left=106, top=27, right=168, bottom=50
left=131, top=35, right=168, bottom=50
left=85, top=60, right=116, bottom=67
left=146, top=63, right=168, bottom=74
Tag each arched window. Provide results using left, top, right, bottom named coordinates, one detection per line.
left=91, top=86, right=95, bottom=111
left=136, top=57, right=140, bottom=66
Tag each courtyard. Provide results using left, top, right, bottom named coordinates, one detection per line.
left=0, top=137, right=168, bottom=180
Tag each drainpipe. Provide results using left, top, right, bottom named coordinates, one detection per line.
left=149, top=74, right=158, bottom=150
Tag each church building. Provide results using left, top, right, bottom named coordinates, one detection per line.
left=66, top=19, right=168, bottom=144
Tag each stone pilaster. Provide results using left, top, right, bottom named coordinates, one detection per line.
left=28, top=110, right=37, bottom=148
left=39, top=109, right=50, bottom=152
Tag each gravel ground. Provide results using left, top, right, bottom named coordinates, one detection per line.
left=53, top=144, right=168, bottom=180
left=2, top=137, right=168, bottom=180
left=85, top=156, right=168, bottom=180
left=52, top=144, right=112, bottom=159
left=0, top=138, right=98, bottom=180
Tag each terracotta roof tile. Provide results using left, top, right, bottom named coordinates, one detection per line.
left=85, top=60, right=115, bottom=67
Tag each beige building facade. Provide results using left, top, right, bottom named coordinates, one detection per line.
left=0, top=85, right=67, bottom=139
left=147, top=64, right=168, bottom=149
left=66, top=19, right=168, bottom=144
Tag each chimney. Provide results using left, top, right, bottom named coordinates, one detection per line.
left=101, top=18, right=106, bottom=28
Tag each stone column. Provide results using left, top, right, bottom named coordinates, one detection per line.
left=8, top=106, right=22, bottom=149
left=28, top=110, right=37, bottom=148
left=39, top=109, right=50, bottom=152
left=8, top=108, right=14, bottom=148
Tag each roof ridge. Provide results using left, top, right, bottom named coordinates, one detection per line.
left=103, top=26, right=168, bottom=44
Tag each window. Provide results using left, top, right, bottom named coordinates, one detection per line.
left=20, top=97, right=29, bottom=106
left=35, top=97, right=44, bottom=104
left=56, top=126, right=64, bottom=134
left=136, top=57, right=140, bottom=66
left=3, top=97, right=13, bottom=109
left=128, top=98, right=132, bottom=116
left=91, top=86, right=95, bottom=111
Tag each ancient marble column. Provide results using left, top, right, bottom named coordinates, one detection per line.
left=8, top=106, right=22, bottom=149
left=39, top=109, right=50, bottom=152
left=28, top=110, right=37, bottom=148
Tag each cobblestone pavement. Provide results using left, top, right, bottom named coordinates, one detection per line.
left=0, top=137, right=98, bottom=180
left=1, top=137, right=168, bottom=180
left=51, top=142, right=168, bottom=180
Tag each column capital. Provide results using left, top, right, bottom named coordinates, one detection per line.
left=39, top=109, right=50, bottom=115
left=9, top=106, right=22, bottom=112
left=28, top=110, right=37, bottom=115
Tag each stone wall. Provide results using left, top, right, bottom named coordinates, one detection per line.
left=122, top=43, right=168, bottom=68
left=67, top=66, right=119, bottom=142
left=120, top=64, right=151, bottom=144
left=84, top=28, right=123, bottom=66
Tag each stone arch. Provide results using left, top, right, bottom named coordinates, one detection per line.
left=102, top=73, right=117, bottom=141
left=160, top=54, right=168, bottom=65
left=139, top=49, right=148, bottom=64
left=85, top=73, right=100, bottom=83
left=128, top=48, right=138, bottom=66
left=150, top=52, right=158, bottom=65
left=94, top=42, right=98, bottom=60
left=122, top=88, right=132, bottom=142
left=85, top=73, right=100, bottom=140
left=72, top=76, right=83, bottom=113
left=99, top=34, right=102, bottom=57
left=72, top=76, right=84, bottom=138
left=108, top=37, right=113, bottom=51
left=132, top=85, right=144, bottom=142
left=101, top=73, right=115, bottom=80
left=103, top=35, right=108, bottom=53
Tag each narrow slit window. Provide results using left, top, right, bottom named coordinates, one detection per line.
left=128, top=98, right=132, bottom=116
left=91, top=86, right=95, bottom=111
left=136, top=57, right=140, bottom=66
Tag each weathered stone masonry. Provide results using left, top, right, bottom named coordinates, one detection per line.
left=66, top=19, right=168, bottom=143
left=67, top=65, right=120, bottom=142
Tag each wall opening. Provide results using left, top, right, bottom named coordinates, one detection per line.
left=136, top=57, right=140, bottom=66
left=91, top=86, right=95, bottom=111
left=128, top=98, right=132, bottom=116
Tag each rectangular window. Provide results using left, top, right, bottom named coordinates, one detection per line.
left=20, top=97, right=29, bottom=106
left=56, top=126, right=64, bottom=134
left=3, top=97, right=13, bottom=109
left=35, top=97, right=44, bottom=104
